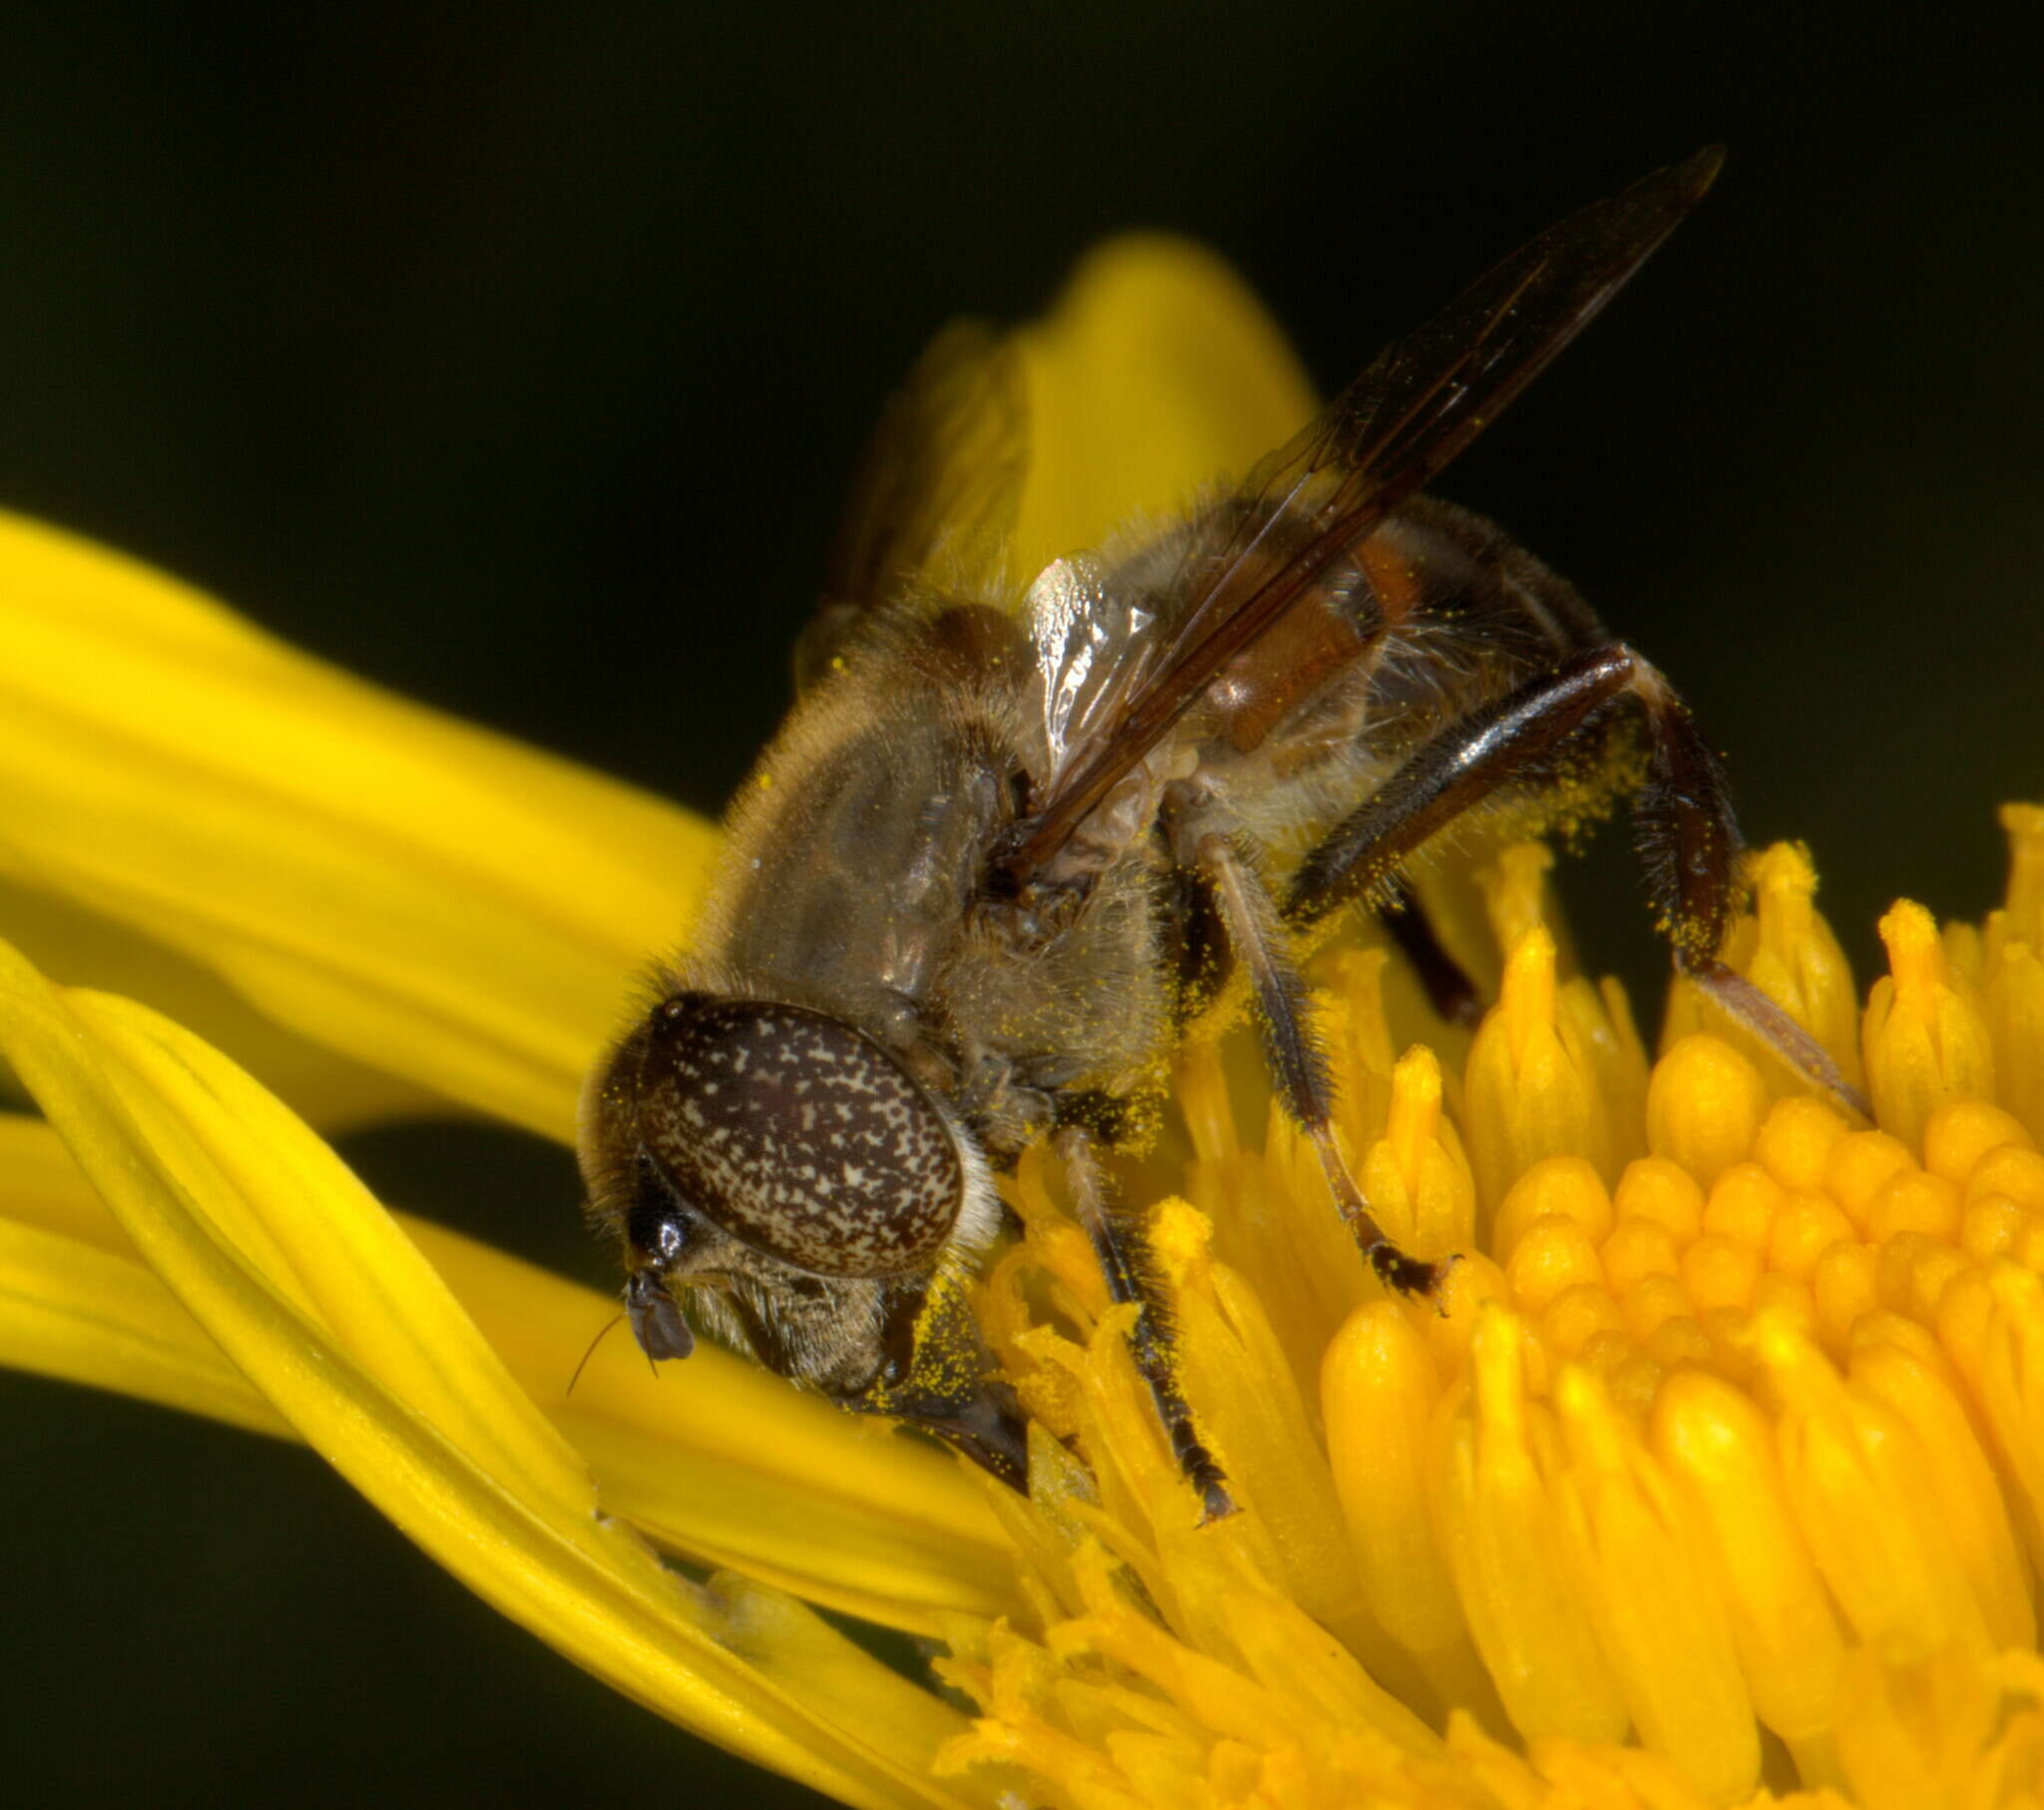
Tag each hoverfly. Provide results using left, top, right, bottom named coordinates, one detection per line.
left=578, top=150, right=1851, bottom=1518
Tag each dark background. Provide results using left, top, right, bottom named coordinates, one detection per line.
left=2, top=4, right=2039, bottom=1804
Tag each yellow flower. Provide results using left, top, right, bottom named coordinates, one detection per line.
left=3, top=236, right=2042, bottom=1809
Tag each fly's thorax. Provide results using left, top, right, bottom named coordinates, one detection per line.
left=938, top=854, right=1175, bottom=1111
left=692, top=642, right=1033, bottom=1020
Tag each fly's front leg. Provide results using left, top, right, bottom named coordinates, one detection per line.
left=1056, top=1127, right=1235, bottom=1524
left=1194, top=832, right=1445, bottom=1297
left=1283, top=643, right=1868, bottom=1116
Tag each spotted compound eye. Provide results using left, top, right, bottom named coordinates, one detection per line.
left=637, top=996, right=965, bottom=1278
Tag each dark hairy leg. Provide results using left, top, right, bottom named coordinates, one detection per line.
left=1196, top=832, right=1445, bottom=1297
left=1379, top=874, right=1483, bottom=1027
left=1055, top=1127, right=1236, bottom=1524
left=1284, top=642, right=1868, bottom=1116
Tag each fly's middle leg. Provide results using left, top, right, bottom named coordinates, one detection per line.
left=1057, top=1127, right=1236, bottom=1524
left=1191, top=830, right=1447, bottom=1299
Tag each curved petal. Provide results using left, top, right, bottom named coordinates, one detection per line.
left=0, top=875, right=431, bottom=1131
left=0, top=1103, right=1016, bottom=1635
left=0, top=943, right=993, bottom=1808
left=0, top=1215, right=289, bottom=1437
left=401, top=1213, right=1021, bottom=1630
left=0, top=509, right=719, bottom=1140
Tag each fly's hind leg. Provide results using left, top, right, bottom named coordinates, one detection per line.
left=1379, top=874, right=1483, bottom=1027
left=1282, top=642, right=1869, bottom=1117
left=1193, top=832, right=1446, bottom=1298
left=1056, top=1127, right=1235, bottom=1524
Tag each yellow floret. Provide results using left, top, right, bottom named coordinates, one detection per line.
left=944, top=809, right=2044, bottom=1809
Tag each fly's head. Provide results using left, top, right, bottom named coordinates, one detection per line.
left=577, top=989, right=1023, bottom=1484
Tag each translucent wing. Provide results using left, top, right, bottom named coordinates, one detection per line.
left=997, top=148, right=1724, bottom=885
left=794, top=322, right=1028, bottom=691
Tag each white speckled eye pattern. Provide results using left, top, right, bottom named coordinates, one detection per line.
left=638, top=998, right=965, bottom=1277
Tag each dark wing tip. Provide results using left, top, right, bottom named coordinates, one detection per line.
left=1679, top=145, right=1729, bottom=201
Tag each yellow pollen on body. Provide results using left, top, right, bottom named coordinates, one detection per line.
left=941, top=808, right=2044, bottom=1810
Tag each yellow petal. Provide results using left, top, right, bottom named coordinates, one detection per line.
left=0, top=1109, right=1013, bottom=1632
left=1149, top=1202, right=1362, bottom=1642
left=1742, top=843, right=1864, bottom=1089
left=406, top=1210, right=1020, bottom=1633
left=1492, top=1156, right=1614, bottom=1267
left=1760, top=1315, right=1989, bottom=1654
left=1322, top=1301, right=1492, bottom=1716
left=0, top=872, right=430, bottom=1131
left=0, top=1214, right=287, bottom=1437
left=1009, top=235, right=1315, bottom=575
left=0, top=1107, right=133, bottom=1251
left=1992, top=803, right=2044, bottom=957
left=0, top=940, right=979, bottom=1807
left=1828, top=1643, right=2044, bottom=1810
left=1359, top=1045, right=1478, bottom=1264
left=1646, top=1035, right=1770, bottom=1193
left=1970, top=1263, right=2044, bottom=1582
left=1464, top=927, right=1623, bottom=1210
left=1984, top=939, right=2044, bottom=1144
left=1433, top=1306, right=1629, bottom=1744
left=1650, top=1368, right=1845, bottom=1750
left=1863, top=900, right=1997, bottom=1157
left=1846, top=1311, right=2035, bottom=1650
left=1548, top=1365, right=1761, bottom=1802
left=0, top=508, right=719, bottom=1140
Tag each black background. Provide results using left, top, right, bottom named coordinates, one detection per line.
left=2, top=5, right=2039, bottom=1805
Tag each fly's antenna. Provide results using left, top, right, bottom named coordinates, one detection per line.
left=566, top=1311, right=626, bottom=1397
